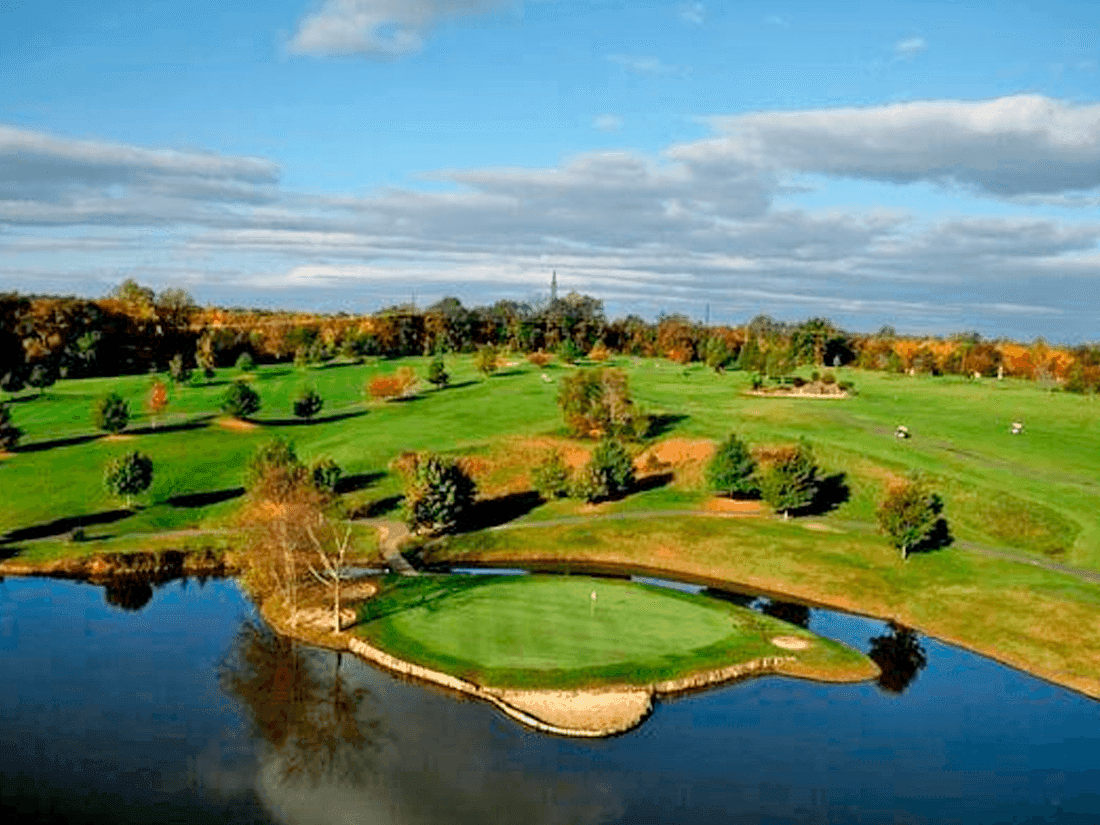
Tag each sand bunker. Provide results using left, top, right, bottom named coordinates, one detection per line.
left=102, top=434, right=137, bottom=441
left=703, top=497, right=763, bottom=514
left=635, top=438, right=715, bottom=468
left=771, top=635, right=811, bottom=650
left=217, top=416, right=258, bottom=431
left=489, top=688, right=653, bottom=734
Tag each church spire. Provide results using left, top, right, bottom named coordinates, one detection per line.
left=550, top=270, right=558, bottom=303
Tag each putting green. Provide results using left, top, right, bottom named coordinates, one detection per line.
left=357, top=574, right=872, bottom=689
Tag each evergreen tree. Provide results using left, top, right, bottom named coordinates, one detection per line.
left=706, top=433, right=757, bottom=497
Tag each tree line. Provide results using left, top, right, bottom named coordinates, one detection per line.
left=3, top=279, right=1098, bottom=394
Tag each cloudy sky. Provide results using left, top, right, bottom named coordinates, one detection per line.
left=1, top=0, right=1098, bottom=340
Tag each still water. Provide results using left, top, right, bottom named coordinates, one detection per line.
left=1, top=573, right=1098, bottom=825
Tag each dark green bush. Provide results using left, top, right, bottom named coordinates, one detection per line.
left=531, top=451, right=571, bottom=499
left=235, top=352, right=255, bottom=372
left=311, top=458, right=343, bottom=494
left=426, top=357, right=449, bottom=389
left=293, top=387, right=324, bottom=420
left=570, top=439, right=634, bottom=503
left=93, top=392, right=130, bottom=434
left=404, top=454, right=477, bottom=534
left=706, top=433, right=758, bottom=498
left=103, top=451, right=154, bottom=508
left=221, top=381, right=261, bottom=419
left=0, top=403, right=21, bottom=450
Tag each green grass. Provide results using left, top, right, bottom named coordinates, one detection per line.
left=355, top=574, right=872, bottom=689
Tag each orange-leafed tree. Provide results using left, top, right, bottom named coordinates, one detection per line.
left=146, top=379, right=169, bottom=429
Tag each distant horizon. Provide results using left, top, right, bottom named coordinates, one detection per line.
left=3, top=1, right=1099, bottom=342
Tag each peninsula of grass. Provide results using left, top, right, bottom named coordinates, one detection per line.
left=354, top=574, right=876, bottom=691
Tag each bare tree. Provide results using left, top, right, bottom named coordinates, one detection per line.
left=306, top=519, right=353, bottom=633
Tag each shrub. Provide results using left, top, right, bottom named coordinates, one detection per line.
left=403, top=453, right=477, bottom=534
left=750, top=373, right=764, bottom=390
left=221, top=380, right=261, bottom=419
left=557, top=339, right=582, bottom=365
left=666, top=346, right=693, bottom=365
left=168, top=353, right=192, bottom=385
left=821, top=371, right=837, bottom=385
left=571, top=439, right=634, bottom=503
left=245, top=437, right=308, bottom=502
left=877, top=476, right=947, bottom=560
left=311, top=458, right=343, bottom=494
left=367, top=367, right=417, bottom=401
left=0, top=403, right=21, bottom=450
left=838, top=380, right=856, bottom=393
left=1, top=368, right=25, bottom=395
left=811, top=370, right=820, bottom=382
left=293, top=387, right=324, bottom=420
left=93, top=392, right=131, bottom=434
left=588, top=344, right=610, bottom=362
left=531, top=451, right=571, bottom=499
left=791, top=376, right=806, bottom=388
left=754, top=439, right=819, bottom=518
left=527, top=350, right=552, bottom=367
left=706, top=433, right=758, bottom=498
left=103, top=451, right=154, bottom=508
left=426, top=357, right=449, bottom=389
left=236, top=352, right=255, bottom=372
left=27, top=362, right=57, bottom=397
left=703, top=337, right=731, bottom=371
left=558, top=366, right=640, bottom=439
left=476, top=345, right=498, bottom=377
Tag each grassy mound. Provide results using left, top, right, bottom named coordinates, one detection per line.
left=355, top=574, right=873, bottom=690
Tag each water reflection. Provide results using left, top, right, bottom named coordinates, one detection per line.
left=867, top=621, right=928, bottom=695
left=760, top=599, right=812, bottom=629
left=103, top=576, right=155, bottom=611
left=219, top=619, right=385, bottom=787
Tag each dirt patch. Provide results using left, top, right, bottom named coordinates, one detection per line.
left=636, top=438, right=715, bottom=467
left=703, top=497, right=763, bottom=514
left=771, top=635, right=811, bottom=650
left=217, top=416, right=258, bottom=431
left=102, top=434, right=137, bottom=442
left=0, top=450, right=15, bottom=459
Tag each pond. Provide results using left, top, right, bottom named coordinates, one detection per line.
left=1, top=572, right=1098, bottom=824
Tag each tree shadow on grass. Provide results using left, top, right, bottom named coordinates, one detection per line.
left=167, top=487, right=245, bottom=508
left=633, top=472, right=674, bottom=494
left=347, top=495, right=403, bottom=519
left=129, top=415, right=215, bottom=437
left=908, top=518, right=954, bottom=556
left=336, top=471, right=386, bottom=494
left=359, top=575, right=498, bottom=624
left=458, top=491, right=544, bottom=532
left=260, top=409, right=369, bottom=427
left=442, top=380, right=480, bottom=391
left=0, top=508, right=133, bottom=547
left=491, top=369, right=525, bottom=378
left=14, top=432, right=100, bottom=453
left=792, top=472, right=850, bottom=517
left=642, top=414, right=689, bottom=440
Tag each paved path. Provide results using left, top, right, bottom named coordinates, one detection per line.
left=351, top=518, right=418, bottom=576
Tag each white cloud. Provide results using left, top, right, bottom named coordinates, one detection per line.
left=3, top=112, right=1100, bottom=338
left=678, top=3, right=705, bottom=25
left=683, top=95, right=1100, bottom=198
left=608, top=54, right=689, bottom=77
left=893, top=36, right=927, bottom=61
left=288, top=0, right=515, bottom=58
left=593, top=114, right=623, bottom=132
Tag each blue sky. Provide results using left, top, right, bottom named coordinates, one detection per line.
left=1, top=0, right=1098, bottom=340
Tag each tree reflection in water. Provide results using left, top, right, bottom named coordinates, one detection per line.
left=103, top=577, right=155, bottom=611
left=868, top=622, right=928, bottom=694
left=759, top=599, right=811, bottom=629
left=219, top=619, right=385, bottom=786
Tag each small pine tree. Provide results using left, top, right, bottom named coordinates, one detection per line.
left=426, top=357, right=449, bottom=389
left=93, top=392, right=131, bottom=434
left=245, top=436, right=308, bottom=502
left=476, top=345, right=498, bottom=377
left=311, top=457, right=343, bottom=494
left=403, top=453, right=477, bottom=534
left=571, top=439, right=635, bottom=502
left=557, top=339, right=582, bottom=365
left=221, top=380, right=261, bottom=419
left=168, top=353, right=192, bottom=385
left=531, top=450, right=571, bottom=499
left=236, top=352, right=255, bottom=372
left=103, top=451, right=154, bottom=509
left=703, top=336, right=732, bottom=372
left=0, top=403, right=21, bottom=451
left=706, top=433, right=757, bottom=497
left=293, top=387, right=324, bottom=420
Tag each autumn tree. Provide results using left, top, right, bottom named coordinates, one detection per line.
left=557, top=366, right=642, bottom=439
left=754, top=439, right=820, bottom=519
left=146, top=379, right=168, bottom=429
